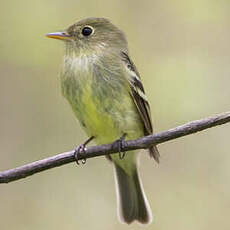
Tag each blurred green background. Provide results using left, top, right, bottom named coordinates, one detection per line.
left=1, top=0, right=230, bottom=229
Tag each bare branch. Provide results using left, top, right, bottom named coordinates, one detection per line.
left=1, top=111, right=230, bottom=184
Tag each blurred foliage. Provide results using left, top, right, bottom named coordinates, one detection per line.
left=0, top=0, right=230, bottom=229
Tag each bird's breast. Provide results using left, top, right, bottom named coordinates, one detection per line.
left=61, top=55, right=143, bottom=144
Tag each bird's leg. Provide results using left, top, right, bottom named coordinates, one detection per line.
left=114, top=133, right=127, bottom=159
left=74, top=136, right=94, bottom=165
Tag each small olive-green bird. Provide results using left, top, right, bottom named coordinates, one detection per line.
left=47, top=17, right=159, bottom=224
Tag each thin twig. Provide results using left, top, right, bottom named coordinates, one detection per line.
left=0, top=111, right=230, bottom=184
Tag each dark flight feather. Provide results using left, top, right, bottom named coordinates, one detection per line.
left=121, top=52, right=160, bottom=162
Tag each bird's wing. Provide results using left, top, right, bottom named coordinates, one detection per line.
left=121, top=52, right=160, bottom=162
left=121, top=51, right=153, bottom=135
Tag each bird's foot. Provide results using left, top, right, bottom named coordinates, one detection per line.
left=74, top=136, right=94, bottom=165
left=113, top=134, right=127, bottom=159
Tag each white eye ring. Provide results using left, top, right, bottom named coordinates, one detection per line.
left=81, top=25, right=94, bottom=36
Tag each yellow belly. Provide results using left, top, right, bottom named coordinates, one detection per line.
left=77, top=83, right=144, bottom=145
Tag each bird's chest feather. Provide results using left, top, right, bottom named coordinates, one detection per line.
left=61, top=55, right=142, bottom=143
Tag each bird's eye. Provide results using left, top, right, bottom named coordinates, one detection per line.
left=82, top=26, right=93, bottom=36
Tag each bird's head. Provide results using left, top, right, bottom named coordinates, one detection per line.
left=46, top=17, right=128, bottom=56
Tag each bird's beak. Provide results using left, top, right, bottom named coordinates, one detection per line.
left=46, top=31, right=73, bottom=41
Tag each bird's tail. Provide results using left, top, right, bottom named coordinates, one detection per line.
left=114, top=163, right=152, bottom=224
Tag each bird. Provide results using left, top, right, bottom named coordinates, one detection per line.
left=46, top=17, right=159, bottom=224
